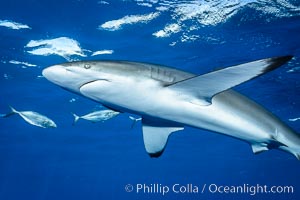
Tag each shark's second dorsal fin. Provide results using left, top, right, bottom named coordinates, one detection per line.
left=168, top=56, right=293, bottom=105
left=142, top=118, right=184, bottom=157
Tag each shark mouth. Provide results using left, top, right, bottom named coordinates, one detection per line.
left=79, top=79, right=111, bottom=90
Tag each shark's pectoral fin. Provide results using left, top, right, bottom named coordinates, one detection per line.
left=168, top=56, right=292, bottom=105
left=142, top=118, right=184, bottom=157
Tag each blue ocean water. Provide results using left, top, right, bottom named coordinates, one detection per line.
left=0, top=0, right=300, bottom=199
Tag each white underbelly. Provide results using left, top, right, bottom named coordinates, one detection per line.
left=80, top=79, right=273, bottom=143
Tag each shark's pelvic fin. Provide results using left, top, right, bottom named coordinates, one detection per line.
left=168, top=56, right=293, bottom=105
left=142, top=118, right=184, bottom=157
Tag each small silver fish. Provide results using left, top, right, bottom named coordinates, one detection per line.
left=72, top=109, right=119, bottom=125
left=1, top=106, right=57, bottom=128
left=129, top=116, right=142, bottom=129
left=289, top=117, right=300, bottom=122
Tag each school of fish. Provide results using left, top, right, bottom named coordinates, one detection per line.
left=0, top=106, right=119, bottom=128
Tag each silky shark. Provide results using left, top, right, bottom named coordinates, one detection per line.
left=42, top=56, right=300, bottom=159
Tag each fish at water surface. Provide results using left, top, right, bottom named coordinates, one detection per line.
left=1, top=106, right=57, bottom=128
left=42, top=56, right=300, bottom=160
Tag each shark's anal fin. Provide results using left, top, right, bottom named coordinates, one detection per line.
left=142, top=118, right=184, bottom=157
left=168, top=56, right=293, bottom=105
left=251, top=143, right=269, bottom=154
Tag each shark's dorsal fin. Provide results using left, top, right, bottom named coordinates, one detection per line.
left=142, top=118, right=184, bottom=157
left=168, top=56, right=293, bottom=105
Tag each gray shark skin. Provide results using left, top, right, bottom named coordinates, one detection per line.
left=42, top=56, right=300, bottom=159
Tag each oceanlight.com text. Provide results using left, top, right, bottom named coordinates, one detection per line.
left=207, top=183, right=294, bottom=196
left=125, top=183, right=294, bottom=196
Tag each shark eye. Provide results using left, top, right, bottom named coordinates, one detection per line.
left=84, top=64, right=91, bottom=69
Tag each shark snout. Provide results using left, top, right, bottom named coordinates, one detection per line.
left=42, top=64, right=98, bottom=93
left=42, top=65, right=68, bottom=85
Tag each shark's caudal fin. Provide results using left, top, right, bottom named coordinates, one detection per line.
left=142, top=118, right=184, bottom=157
left=295, top=152, right=300, bottom=160
left=292, top=151, right=300, bottom=160
left=280, top=146, right=300, bottom=160
left=293, top=135, right=300, bottom=160
left=72, top=113, right=80, bottom=125
left=168, top=56, right=293, bottom=105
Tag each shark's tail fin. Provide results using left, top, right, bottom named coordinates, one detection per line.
left=293, top=151, right=300, bottom=160
left=286, top=144, right=300, bottom=160
left=1, top=106, right=18, bottom=118
left=285, top=132, right=300, bottom=160
left=275, top=131, right=300, bottom=160
left=280, top=146, right=300, bottom=160
left=72, top=113, right=80, bottom=125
